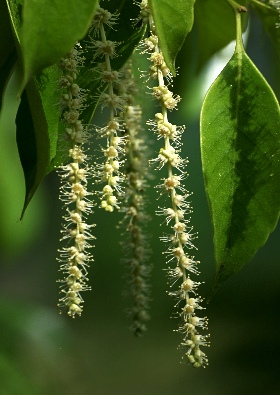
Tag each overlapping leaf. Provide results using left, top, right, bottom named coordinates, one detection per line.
left=250, top=0, right=280, bottom=60
left=16, top=67, right=61, bottom=215
left=148, top=0, right=195, bottom=75
left=6, top=0, right=61, bottom=215
left=201, top=48, right=280, bottom=291
left=20, top=0, right=99, bottom=89
left=194, top=0, right=248, bottom=71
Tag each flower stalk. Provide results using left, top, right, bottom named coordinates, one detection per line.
left=57, top=45, right=95, bottom=318
left=137, top=0, right=210, bottom=367
left=118, top=60, right=152, bottom=336
left=89, top=5, right=127, bottom=212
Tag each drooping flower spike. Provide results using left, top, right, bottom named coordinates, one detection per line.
left=117, top=60, right=152, bottom=336
left=137, top=0, right=210, bottom=367
left=89, top=5, right=127, bottom=212
left=57, top=45, right=95, bottom=318
left=55, top=1, right=209, bottom=367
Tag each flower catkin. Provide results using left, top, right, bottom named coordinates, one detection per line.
left=57, top=45, right=95, bottom=318
left=117, top=60, right=152, bottom=336
left=89, top=5, right=127, bottom=212
left=137, top=0, right=210, bottom=367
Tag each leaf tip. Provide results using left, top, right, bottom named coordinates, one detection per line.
left=206, top=281, right=222, bottom=303
left=206, top=262, right=228, bottom=302
left=167, top=59, right=176, bottom=77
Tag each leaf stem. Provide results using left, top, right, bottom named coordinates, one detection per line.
left=235, top=8, right=244, bottom=54
left=225, top=0, right=246, bottom=54
left=225, top=0, right=248, bottom=14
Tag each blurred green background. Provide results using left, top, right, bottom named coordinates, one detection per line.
left=0, top=11, right=280, bottom=395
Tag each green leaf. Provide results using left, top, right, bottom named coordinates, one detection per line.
left=194, top=0, right=248, bottom=71
left=250, top=0, right=280, bottom=60
left=6, top=0, right=24, bottom=51
left=20, top=0, right=99, bottom=89
left=6, top=0, right=62, bottom=215
left=0, top=64, right=43, bottom=252
left=20, top=67, right=61, bottom=216
left=16, top=91, right=37, bottom=207
left=148, top=0, right=195, bottom=75
left=201, top=49, right=280, bottom=291
left=15, top=64, right=61, bottom=217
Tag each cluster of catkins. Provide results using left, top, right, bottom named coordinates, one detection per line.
left=57, top=0, right=209, bottom=367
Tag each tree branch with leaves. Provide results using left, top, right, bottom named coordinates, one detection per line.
left=1, top=0, right=280, bottom=368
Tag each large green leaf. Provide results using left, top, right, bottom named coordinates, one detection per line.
left=148, top=0, right=195, bottom=75
left=250, top=0, right=280, bottom=60
left=19, top=0, right=99, bottom=89
left=5, top=0, right=60, bottom=215
left=201, top=49, right=280, bottom=291
left=194, top=0, right=248, bottom=71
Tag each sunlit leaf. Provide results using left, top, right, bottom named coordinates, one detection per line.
left=201, top=49, right=280, bottom=291
left=148, top=0, right=195, bottom=75
left=5, top=0, right=60, bottom=215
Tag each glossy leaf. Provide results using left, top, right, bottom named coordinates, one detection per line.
left=194, top=0, right=248, bottom=71
left=251, top=0, right=280, bottom=60
left=148, top=0, right=195, bottom=75
left=16, top=66, right=61, bottom=216
left=0, top=64, right=42, bottom=252
left=201, top=49, right=280, bottom=291
left=6, top=0, right=62, bottom=216
left=20, top=0, right=98, bottom=89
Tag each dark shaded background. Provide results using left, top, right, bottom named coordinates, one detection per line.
left=0, top=10, right=279, bottom=395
